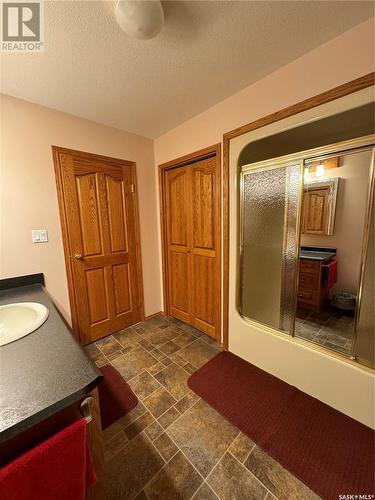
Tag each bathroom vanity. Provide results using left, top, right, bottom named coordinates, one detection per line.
left=0, top=274, right=104, bottom=498
left=298, top=248, right=336, bottom=312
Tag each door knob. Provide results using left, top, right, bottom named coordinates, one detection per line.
left=74, top=253, right=83, bottom=260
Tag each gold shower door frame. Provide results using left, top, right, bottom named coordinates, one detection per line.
left=238, top=134, right=375, bottom=363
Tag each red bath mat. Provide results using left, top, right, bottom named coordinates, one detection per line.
left=188, top=351, right=374, bottom=499
left=98, top=365, right=138, bottom=429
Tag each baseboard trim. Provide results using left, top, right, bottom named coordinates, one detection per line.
left=144, top=311, right=165, bottom=321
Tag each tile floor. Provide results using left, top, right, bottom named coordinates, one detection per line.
left=85, top=316, right=320, bottom=500
left=295, top=307, right=354, bottom=355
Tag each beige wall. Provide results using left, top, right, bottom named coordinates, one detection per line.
left=301, top=149, right=372, bottom=294
left=154, top=19, right=375, bottom=427
left=0, top=95, right=163, bottom=321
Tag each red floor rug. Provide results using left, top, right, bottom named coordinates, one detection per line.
left=98, top=365, right=138, bottom=429
left=188, top=351, right=374, bottom=500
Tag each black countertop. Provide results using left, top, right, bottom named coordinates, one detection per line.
left=300, top=250, right=336, bottom=261
left=0, top=283, right=102, bottom=443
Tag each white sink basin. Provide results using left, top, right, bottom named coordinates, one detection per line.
left=0, top=302, right=49, bottom=346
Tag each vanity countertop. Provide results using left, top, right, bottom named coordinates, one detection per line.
left=300, top=250, right=336, bottom=262
left=0, top=283, right=102, bottom=444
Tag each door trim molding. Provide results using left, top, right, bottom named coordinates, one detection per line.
left=158, top=144, right=222, bottom=342
left=52, top=146, right=145, bottom=342
left=222, top=72, right=375, bottom=350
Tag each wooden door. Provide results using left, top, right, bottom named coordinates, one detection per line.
left=53, top=147, right=143, bottom=345
left=165, top=167, right=192, bottom=325
left=161, top=146, right=221, bottom=340
left=302, top=187, right=330, bottom=234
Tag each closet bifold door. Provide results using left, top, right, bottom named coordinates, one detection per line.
left=163, top=154, right=220, bottom=340
left=164, top=166, right=192, bottom=325
left=190, top=157, right=220, bottom=338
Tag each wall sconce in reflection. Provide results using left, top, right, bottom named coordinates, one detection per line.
left=315, top=162, right=325, bottom=177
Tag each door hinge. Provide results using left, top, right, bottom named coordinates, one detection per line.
left=130, top=183, right=135, bottom=193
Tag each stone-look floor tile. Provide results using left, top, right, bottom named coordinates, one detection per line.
left=154, top=363, right=190, bottom=400
left=111, top=347, right=158, bottom=380
left=158, top=406, right=181, bottom=429
left=133, top=491, right=148, bottom=500
left=183, top=362, right=196, bottom=374
left=103, top=402, right=147, bottom=442
left=229, top=433, right=255, bottom=463
left=144, top=420, right=164, bottom=441
left=138, top=338, right=155, bottom=352
left=106, top=350, right=125, bottom=361
left=95, top=356, right=108, bottom=368
left=159, top=340, right=181, bottom=356
left=178, top=339, right=221, bottom=369
left=207, top=452, right=267, bottom=500
left=175, top=391, right=200, bottom=414
left=104, top=431, right=128, bottom=460
left=193, top=482, right=219, bottom=499
left=143, top=387, right=177, bottom=418
left=174, top=331, right=197, bottom=348
left=148, top=362, right=165, bottom=376
left=146, top=316, right=168, bottom=329
left=147, top=328, right=180, bottom=347
left=113, top=327, right=142, bottom=347
left=105, top=433, right=164, bottom=500
left=124, top=412, right=155, bottom=440
left=200, top=335, right=217, bottom=345
left=161, top=357, right=173, bottom=367
left=323, top=341, right=351, bottom=354
left=179, top=323, right=203, bottom=337
left=265, top=492, right=277, bottom=500
left=96, top=335, right=122, bottom=356
left=168, top=399, right=238, bottom=477
left=245, top=446, right=319, bottom=500
left=121, top=345, right=135, bottom=355
left=129, top=371, right=161, bottom=400
left=321, top=331, right=350, bottom=347
left=85, top=343, right=105, bottom=362
left=153, top=432, right=178, bottom=462
left=149, top=349, right=165, bottom=361
left=295, top=321, right=321, bottom=340
left=169, top=353, right=187, bottom=366
left=145, top=451, right=202, bottom=500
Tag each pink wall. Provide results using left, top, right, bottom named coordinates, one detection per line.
left=153, top=18, right=374, bottom=309
left=154, top=19, right=374, bottom=164
left=0, top=95, right=162, bottom=321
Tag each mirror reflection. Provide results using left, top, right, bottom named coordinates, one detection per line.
left=239, top=139, right=374, bottom=366
left=295, top=148, right=373, bottom=356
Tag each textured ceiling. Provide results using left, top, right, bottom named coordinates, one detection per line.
left=1, top=1, right=373, bottom=138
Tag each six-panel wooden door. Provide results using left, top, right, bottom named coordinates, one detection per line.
left=163, top=150, right=221, bottom=339
left=54, top=147, right=143, bottom=345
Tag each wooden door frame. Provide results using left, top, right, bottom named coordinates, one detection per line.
left=222, top=72, right=375, bottom=349
left=158, top=144, right=222, bottom=342
left=52, top=146, right=145, bottom=342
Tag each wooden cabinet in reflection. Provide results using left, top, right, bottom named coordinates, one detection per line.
left=302, top=187, right=330, bottom=234
left=297, top=259, right=329, bottom=312
left=301, top=177, right=339, bottom=236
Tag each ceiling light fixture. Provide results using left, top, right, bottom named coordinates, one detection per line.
left=114, top=0, right=164, bottom=40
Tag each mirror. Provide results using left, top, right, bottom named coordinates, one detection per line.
left=239, top=138, right=374, bottom=366
left=295, top=147, right=373, bottom=358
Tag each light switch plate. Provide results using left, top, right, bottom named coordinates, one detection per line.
left=32, top=229, right=48, bottom=243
